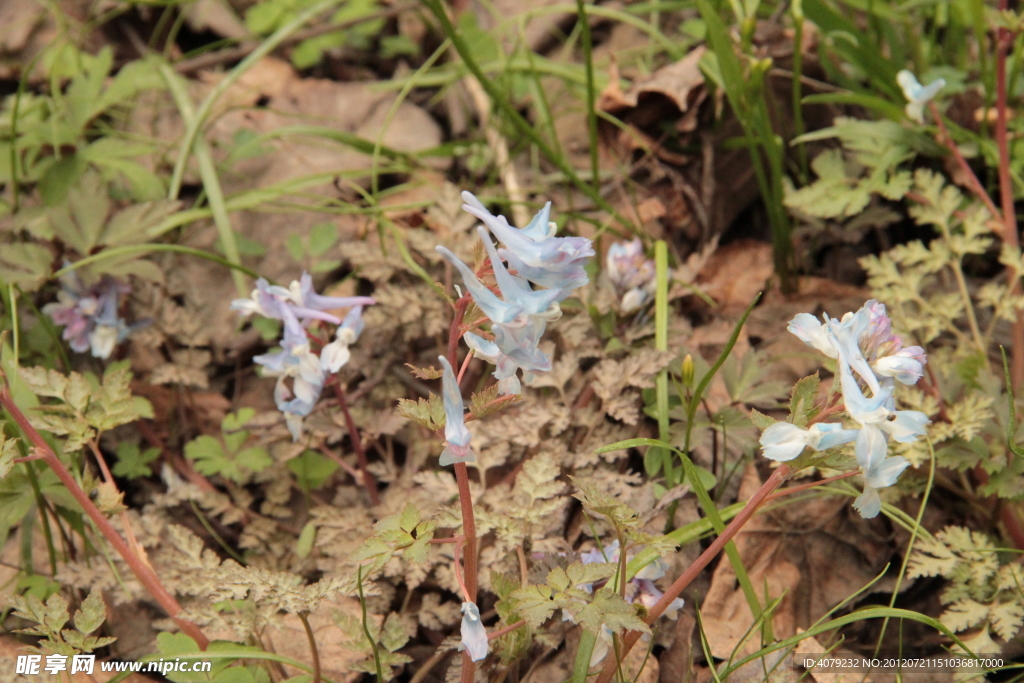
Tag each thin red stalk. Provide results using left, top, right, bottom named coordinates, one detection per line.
left=332, top=381, right=380, bottom=506
left=994, top=16, right=1024, bottom=388
left=488, top=619, right=526, bottom=641
left=0, top=386, right=209, bottom=648
left=445, top=292, right=478, bottom=683
left=594, top=464, right=791, bottom=683
left=762, top=470, right=859, bottom=504
left=928, top=102, right=1003, bottom=224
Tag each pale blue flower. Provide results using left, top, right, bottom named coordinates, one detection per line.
left=438, top=356, right=475, bottom=466
left=461, top=192, right=594, bottom=295
left=897, top=70, right=945, bottom=124
left=256, top=310, right=326, bottom=440
left=779, top=300, right=930, bottom=518
left=435, top=246, right=525, bottom=325
left=478, top=227, right=562, bottom=319
left=460, top=602, right=489, bottom=661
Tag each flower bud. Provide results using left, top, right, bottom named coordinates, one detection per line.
left=681, top=354, right=694, bottom=388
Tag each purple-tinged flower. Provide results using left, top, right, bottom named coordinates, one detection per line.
left=43, top=271, right=134, bottom=359
left=478, top=227, right=562, bottom=320
left=897, top=70, right=945, bottom=124
left=460, top=601, right=489, bottom=662
left=438, top=356, right=475, bottom=466
left=234, top=273, right=375, bottom=440
left=780, top=301, right=930, bottom=518
left=606, top=239, right=656, bottom=312
left=232, top=273, right=374, bottom=326
left=256, top=310, right=326, bottom=440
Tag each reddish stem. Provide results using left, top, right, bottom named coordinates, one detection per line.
left=332, top=381, right=380, bottom=506
left=994, top=17, right=1024, bottom=389
left=488, top=619, right=526, bottom=641
left=762, top=469, right=858, bottom=504
left=927, top=102, right=1003, bottom=224
left=594, top=464, right=791, bottom=683
left=0, top=386, right=209, bottom=648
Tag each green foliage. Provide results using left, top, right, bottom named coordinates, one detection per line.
left=507, top=562, right=649, bottom=638
left=287, top=449, right=339, bottom=489
left=113, top=442, right=161, bottom=479
left=11, top=591, right=116, bottom=656
left=246, top=0, right=385, bottom=69
left=908, top=526, right=1024, bottom=653
left=350, top=503, right=436, bottom=576
left=789, top=373, right=821, bottom=428
left=185, top=409, right=272, bottom=484
left=285, top=222, right=341, bottom=273
left=335, top=611, right=411, bottom=680
left=784, top=147, right=911, bottom=219
left=571, top=475, right=642, bottom=533
left=491, top=571, right=532, bottom=665
left=395, top=393, right=446, bottom=430
left=0, top=431, right=18, bottom=481
left=20, top=361, right=154, bottom=452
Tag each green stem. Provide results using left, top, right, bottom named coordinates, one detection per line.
left=576, top=0, right=601, bottom=191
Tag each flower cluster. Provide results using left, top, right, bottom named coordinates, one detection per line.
left=436, top=192, right=594, bottom=395
left=232, top=273, right=374, bottom=440
left=605, top=239, right=656, bottom=312
left=897, top=70, right=945, bottom=124
left=569, top=540, right=684, bottom=665
left=44, top=271, right=134, bottom=359
left=760, top=300, right=929, bottom=518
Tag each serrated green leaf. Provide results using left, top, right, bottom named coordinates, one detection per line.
left=789, top=373, right=820, bottom=428
left=509, top=584, right=557, bottom=629
left=749, top=408, right=776, bottom=430
left=395, top=394, right=445, bottom=430
left=73, top=591, right=107, bottom=635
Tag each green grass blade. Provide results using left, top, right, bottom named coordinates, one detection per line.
left=166, top=0, right=342, bottom=200
left=159, top=62, right=247, bottom=296
left=571, top=628, right=597, bottom=683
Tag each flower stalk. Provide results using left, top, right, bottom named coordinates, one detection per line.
left=594, top=464, right=791, bottom=683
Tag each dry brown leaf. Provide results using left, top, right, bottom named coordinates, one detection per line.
left=695, top=239, right=774, bottom=315
left=701, top=465, right=895, bottom=660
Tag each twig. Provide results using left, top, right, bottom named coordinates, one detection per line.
left=331, top=381, right=380, bottom=506
left=928, top=102, right=1003, bottom=225
left=0, top=384, right=209, bottom=648
left=488, top=619, right=527, bottom=641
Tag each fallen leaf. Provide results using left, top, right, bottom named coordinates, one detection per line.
left=695, top=239, right=774, bottom=315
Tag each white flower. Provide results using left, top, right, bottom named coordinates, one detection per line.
left=897, top=70, right=945, bottom=123
left=759, top=422, right=859, bottom=462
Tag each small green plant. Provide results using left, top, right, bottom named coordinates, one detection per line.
left=184, top=409, right=273, bottom=484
